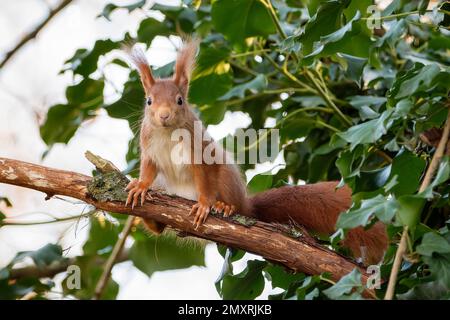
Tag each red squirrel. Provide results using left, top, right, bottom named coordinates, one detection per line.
left=125, top=41, right=388, bottom=266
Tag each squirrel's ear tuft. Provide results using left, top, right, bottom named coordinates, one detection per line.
left=126, top=45, right=155, bottom=95
left=173, top=38, right=199, bottom=95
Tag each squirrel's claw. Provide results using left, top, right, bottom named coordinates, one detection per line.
left=213, top=201, right=236, bottom=217
left=191, top=203, right=210, bottom=229
left=125, top=179, right=149, bottom=209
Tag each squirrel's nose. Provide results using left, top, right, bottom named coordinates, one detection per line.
left=159, top=112, right=170, bottom=121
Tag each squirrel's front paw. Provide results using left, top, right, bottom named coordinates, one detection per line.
left=189, top=202, right=211, bottom=229
left=125, top=179, right=151, bottom=209
left=212, top=201, right=236, bottom=217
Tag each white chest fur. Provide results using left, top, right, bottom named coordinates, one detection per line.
left=142, top=128, right=197, bottom=201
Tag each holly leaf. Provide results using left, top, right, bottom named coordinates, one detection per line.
left=336, top=195, right=399, bottom=229
left=98, top=0, right=146, bottom=21
left=338, top=109, right=395, bottom=151
left=63, top=39, right=119, bottom=77
left=219, top=74, right=267, bottom=100
left=130, top=233, right=205, bottom=278
left=417, top=232, right=450, bottom=257
left=247, top=173, right=273, bottom=194
left=211, top=0, right=276, bottom=45
left=12, top=244, right=65, bottom=269
left=219, top=260, right=267, bottom=300
left=323, top=268, right=363, bottom=299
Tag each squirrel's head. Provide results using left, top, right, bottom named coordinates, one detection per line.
left=129, top=40, right=198, bottom=128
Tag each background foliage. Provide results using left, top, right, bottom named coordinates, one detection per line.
left=1, top=0, right=450, bottom=300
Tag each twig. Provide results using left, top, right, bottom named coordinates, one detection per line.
left=1, top=211, right=94, bottom=226
left=93, top=216, right=135, bottom=300
left=384, top=107, right=450, bottom=300
left=9, top=251, right=129, bottom=280
left=0, top=0, right=74, bottom=70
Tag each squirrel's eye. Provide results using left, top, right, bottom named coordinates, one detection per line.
left=147, top=97, right=152, bottom=106
left=177, top=96, right=183, bottom=106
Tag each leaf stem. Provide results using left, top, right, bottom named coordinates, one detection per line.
left=244, top=106, right=337, bottom=151
left=259, top=1, right=351, bottom=127
left=261, top=0, right=287, bottom=40
left=303, top=68, right=353, bottom=127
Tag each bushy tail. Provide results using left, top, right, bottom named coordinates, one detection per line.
left=248, top=181, right=388, bottom=265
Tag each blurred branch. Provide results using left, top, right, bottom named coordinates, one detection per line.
left=0, top=153, right=374, bottom=296
left=94, top=216, right=135, bottom=300
left=0, top=0, right=74, bottom=70
left=9, top=250, right=129, bottom=280
left=1, top=211, right=94, bottom=226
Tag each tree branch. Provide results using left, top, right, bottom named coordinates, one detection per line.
left=0, top=0, right=74, bottom=70
left=93, top=216, right=135, bottom=300
left=0, top=154, right=373, bottom=293
left=9, top=251, right=129, bottom=280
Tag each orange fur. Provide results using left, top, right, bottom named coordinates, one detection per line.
left=126, top=40, right=388, bottom=265
left=250, top=182, right=388, bottom=265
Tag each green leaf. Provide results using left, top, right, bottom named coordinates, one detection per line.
left=12, top=244, right=65, bottom=269
left=391, top=63, right=441, bottom=100
left=298, top=0, right=349, bottom=55
left=130, top=233, right=205, bottom=278
left=375, top=19, right=407, bottom=49
left=335, top=145, right=367, bottom=179
left=323, top=268, right=363, bottom=299
left=338, top=109, right=394, bottom=151
left=417, top=232, right=450, bottom=257
left=336, top=195, right=399, bottom=229
left=355, top=165, right=391, bottom=193
left=137, top=17, right=173, bottom=45
left=396, top=195, right=425, bottom=230
left=98, top=0, right=146, bottom=21
left=189, top=46, right=233, bottom=105
left=198, top=102, right=227, bottom=125
left=247, top=173, right=273, bottom=194
left=336, top=53, right=367, bottom=86
left=397, top=280, right=450, bottom=300
left=66, top=78, right=104, bottom=105
left=421, top=157, right=450, bottom=199
left=83, top=217, right=119, bottom=256
left=189, top=70, right=233, bottom=105
left=151, top=4, right=197, bottom=33
left=220, top=260, right=266, bottom=300
left=264, top=264, right=305, bottom=290
left=0, top=212, right=5, bottom=226
left=219, top=74, right=267, bottom=100
left=0, top=277, right=54, bottom=300
left=39, top=104, right=83, bottom=146
left=211, top=0, right=276, bottom=45
left=63, top=39, right=119, bottom=77
left=295, top=275, right=321, bottom=300
left=105, top=75, right=144, bottom=135
left=215, top=246, right=245, bottom=289
left=423, top=253, right=450, bottom=288
left=387, top=149, right=426, bottom=196
left=62, top=255, right=119, bottom=300
left=40, top=78, right=104, bottom=146
left=302, top=11, right=364, bottom=65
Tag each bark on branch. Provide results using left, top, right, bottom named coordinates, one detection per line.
left=0, top=154, right=372, bottom=290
